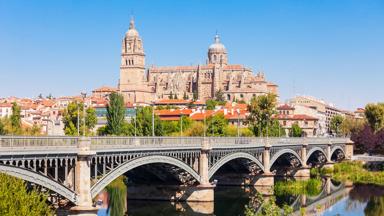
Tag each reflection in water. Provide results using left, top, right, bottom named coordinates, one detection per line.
left=97, top=180, right=384, bottom=216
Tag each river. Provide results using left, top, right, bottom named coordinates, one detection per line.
left=97, top=180, right=384, bottom=216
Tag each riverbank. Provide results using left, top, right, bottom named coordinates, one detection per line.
left=313, top=161, right=384, bottom=186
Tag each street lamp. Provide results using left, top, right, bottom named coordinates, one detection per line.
left=81, top=92, right=87, bottom=136
left=203, top=108, right=206, bottom=137
left=151, top=103, right=155, bottom=137
left=76, top=101, right=80, bottom=136
left=236, top=109, right=240, bottom=137
left=134, top=107, right=137, bottom=137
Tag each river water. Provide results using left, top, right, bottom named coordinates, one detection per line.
left=97, top=182, right=384, bottom=216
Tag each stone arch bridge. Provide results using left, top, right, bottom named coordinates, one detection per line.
left=0, top=136, right=353, bottom=211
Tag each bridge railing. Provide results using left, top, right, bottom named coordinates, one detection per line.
left=90, top=137, right=203, bottom=150
left=0, top=136, right=78, bottom=151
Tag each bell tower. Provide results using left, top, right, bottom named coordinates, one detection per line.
left=119, top=18, right=145, bottom=89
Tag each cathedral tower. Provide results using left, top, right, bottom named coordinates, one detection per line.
left=207, top=34, right=227, bottom=65
left=119, top=18, right=146, bottom=103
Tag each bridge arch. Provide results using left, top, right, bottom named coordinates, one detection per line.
left=90, top=155, right=201, bottom=198
left=330, top=146, right=345, bottom=158
left=208, top=152, right=264, bottom=180
left=269, top=149, right=303, bottom=172
left=0, top=164, right=77, bottom=204
left=305, top=147, right=327, bottom=164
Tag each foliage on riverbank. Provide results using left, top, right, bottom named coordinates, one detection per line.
left=313, top=161, right=384, bottom=186
left=274, top=178, right=322, bottom=196
left=244, top=195, right=293, bottom=216
left=331, top=161, right=384, bottom=185
left=0, top=173, right=53, bottom=216
left=106, top=176, right=127, bottom=216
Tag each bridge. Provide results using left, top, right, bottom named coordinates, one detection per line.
left=0, top=136, right=353, bottom=214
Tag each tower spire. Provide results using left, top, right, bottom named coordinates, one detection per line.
left=129, top=16, right=135, bottom=29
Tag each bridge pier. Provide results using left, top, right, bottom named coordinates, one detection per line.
left=70, top=137, right=97, bottom=215
left=295, top=142, right=311, bottom=179
left=253, top=142, right=274, bottom=195
left=195, top=138, right=214, bottom=202
left=345, top=140, right=354, bottom=160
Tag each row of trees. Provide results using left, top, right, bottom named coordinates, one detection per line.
left=327, top=103, right=384, bottom=154
left=96, top=92, right=289, bottom=137
left=0, top=103, right=41, bottom=136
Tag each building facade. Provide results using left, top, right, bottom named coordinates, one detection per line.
left=118, top=18, right=278, bottom=105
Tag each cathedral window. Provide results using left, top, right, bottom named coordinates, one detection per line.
left=227, top=94, right=231, bottom=100
left=126, top=59, right=128, bottom=65
left=213, top=55, right=217, bottom=61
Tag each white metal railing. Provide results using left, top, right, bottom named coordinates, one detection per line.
left=90, top=136, right=204, bottom=150
left=0, top=136, right=351, bottom=151
left=0, top=136, right=78, bottom=150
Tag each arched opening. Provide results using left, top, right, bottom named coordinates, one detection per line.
left=209, top=153, right=264, bottom=186
left=331, top=148, right=345, bottom=162
left=91, top=155, right=201, bottom=199
left=270, top=150, right=303, bottom=176
left=306, top=148, right=327, bottom=167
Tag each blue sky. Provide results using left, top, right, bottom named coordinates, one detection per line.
left=0, top=0, right=383, bottom=110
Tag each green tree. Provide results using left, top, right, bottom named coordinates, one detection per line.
left=247, top=93, right=278, bottom=137
left=183, top=92, right=189, bottom=100
left=184, top=122, right=205, bottom=136
left=290, top=123, right=302, bottom=137
left=215, top=89, right=225, bottom=102
left=10, top=102, right=21, bottom=134
left=105, top=93, right=127, bottom=135
left=192, top=90, right=198, bottom=101
left=206, top=99, right=217, bottom=110
left=0, top=118, right=7, bottom=135
left=132, top=107, right=163, bottom=136
left=106, top=176, right=127, bottom=216
left=365, top=103, right=384, bottom=132
left=62, top=101, right=97, bottom=136
left=0, top=173, right=53, bottom=216
left=207, top=113, right=228, bottom=136
left=330, top=115, right=344, bottom=136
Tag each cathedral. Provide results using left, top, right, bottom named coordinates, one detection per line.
left=118, top=18, right=278, bottom=105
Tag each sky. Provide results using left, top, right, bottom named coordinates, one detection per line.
left=0, top=0, right=383, bottom=110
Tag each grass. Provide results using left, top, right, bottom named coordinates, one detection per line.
left=274, top=178, right=322, bottom=196
left=314, top=161, right=384, bottom=186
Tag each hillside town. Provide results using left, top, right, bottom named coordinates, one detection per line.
left=0, top=86, right=363, bottom=137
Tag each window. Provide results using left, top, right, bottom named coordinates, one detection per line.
left=213, top=55, right=217, bottom=61
left=227, top=94, right=231, bottom=100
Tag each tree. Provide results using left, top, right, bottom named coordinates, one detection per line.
left=365, top=103, right=384, bottom=132
left=192, top=90, right=198, bottom=101
left=330, top=115, right=344, bottom=136
left=247, top=93, right=278, bottom=137
left=206, top=99, right=217, bottom=110
left=0, top=119, right=5, bottom=135
left=0, top=173, right=53, bottom=215
left=290, top=123, right=302, bottom=137
left=62, top=101, right=97, bottom=136
left=10, top=102, right=21, bottom=134
left=132, top=107, right=163, bottom=136
left=207, top=113, right=228, bottom=136
left=183, top=92, right=189, bottom=100
left=105, top=93, right=127, bottom=135
left=46, top=93, right=53, bottom=99
left=215, top=89, right=225, bottom=102
left=184, top=122, right=205, bottom=136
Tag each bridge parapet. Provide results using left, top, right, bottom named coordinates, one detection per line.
left=0, top=136, right=78, bottom=153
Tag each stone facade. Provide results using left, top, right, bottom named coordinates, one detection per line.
left=119, top=18, right=278, bottom=104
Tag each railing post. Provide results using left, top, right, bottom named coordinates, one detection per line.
left=71, top=137, right=97, bottom=214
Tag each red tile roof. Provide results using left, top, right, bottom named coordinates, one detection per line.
left=277, top=104, right=295, bottom=110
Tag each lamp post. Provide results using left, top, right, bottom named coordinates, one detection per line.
left=77, top=101, right=80, bottom=136
left=81, top=92, right=87, bottom=136
left=134, top=107, right=137, bottom=137
left=236, top=109, right=240, bottom=137
left=203, top=108, right=206, bottom=137
left=152, top=107, right=155, bottom=137
left=180, top=114, right=183, bottom=137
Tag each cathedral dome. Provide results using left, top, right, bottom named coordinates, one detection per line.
left=125, top=18, right=139, bottom=37
left=208, top=34, right=226, bottom=52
